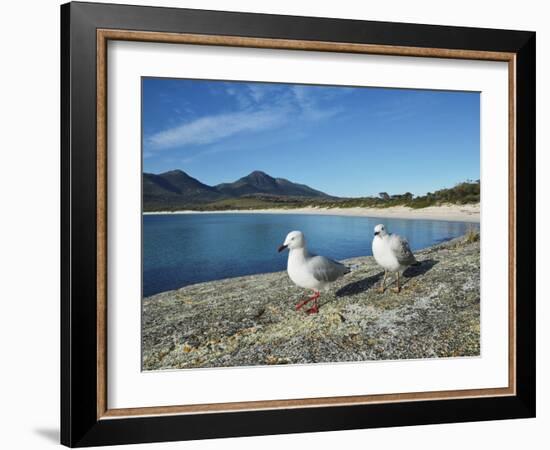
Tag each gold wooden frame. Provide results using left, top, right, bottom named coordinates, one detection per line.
left=96, top=29, right=516, bottom=420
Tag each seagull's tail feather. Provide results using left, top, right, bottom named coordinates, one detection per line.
left=345, top=264, right=360, bottom=273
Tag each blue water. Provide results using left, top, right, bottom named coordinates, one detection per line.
left=143, top=213, right=478, bottom=297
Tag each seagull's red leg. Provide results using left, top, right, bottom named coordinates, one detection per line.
left=295, top=296, right=309, bottom=310
left=306, top=291, right=320, bottom=314
left=296, top=290, right=319, bottom=311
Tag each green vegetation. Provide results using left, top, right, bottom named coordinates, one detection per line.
left=144, top=180, right=480, bottom=212
left=464, top=227, right=481, bottom=244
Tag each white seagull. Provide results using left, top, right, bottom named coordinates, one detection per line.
left=278, top=231, right=350, bottom=314
left=372, top=224, right=418, bottom=293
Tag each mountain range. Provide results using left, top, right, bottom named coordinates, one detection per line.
left=143, top=169, right=332, bottom=210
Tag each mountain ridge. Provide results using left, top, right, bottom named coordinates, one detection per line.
left=216, top=170, right=329, bottom=198
left=143, top=169, right=332, bottom=210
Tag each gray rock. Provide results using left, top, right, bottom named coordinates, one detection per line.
left=142, top=233, right=480, bottom=370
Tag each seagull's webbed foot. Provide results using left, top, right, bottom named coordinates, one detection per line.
left=306, top=295, right=320, bottom=314
left=295, top=296, right=313, bottom=310
left=306, top=304, right=319, bottom=314
left=296, top=291, right=320, bottom=311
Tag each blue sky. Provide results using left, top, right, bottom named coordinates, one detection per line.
left=142, top=78, right=479, bottom=197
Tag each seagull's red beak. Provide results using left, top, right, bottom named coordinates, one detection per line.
left=277, top=244, right=288, bottom=253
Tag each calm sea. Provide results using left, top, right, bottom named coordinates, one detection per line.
left=143, top=213, right=478, bottom=297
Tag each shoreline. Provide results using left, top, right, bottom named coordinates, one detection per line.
left=143, top=203, right=480, bottom=223
left=144, top=233, right=477, bottom=298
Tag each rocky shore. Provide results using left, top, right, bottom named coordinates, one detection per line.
left=142, top=233, right=480, bottom=370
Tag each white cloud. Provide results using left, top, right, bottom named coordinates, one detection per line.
left=225, top=83, right=276, bottom=107
left=146, top=83, right=349, bottom=152
left=147, top=107, right=288, bottom=150
left=291, top=85, right=343, bottom=121
left=224, top=85, right=252, bottom=109
left=248, top=84, right=267, bottom=102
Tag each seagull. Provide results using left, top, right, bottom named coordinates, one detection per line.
left=278, top=231, right=350, bottom=314
left=372, top=224, right=418, bottom=293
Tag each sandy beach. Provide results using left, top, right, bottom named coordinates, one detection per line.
left=144, top=203, right=480, bottom=223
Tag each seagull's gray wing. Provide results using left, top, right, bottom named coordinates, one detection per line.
left=390, top=234, right=417, bottom=266
left=308, top=255, right=350, bottom=282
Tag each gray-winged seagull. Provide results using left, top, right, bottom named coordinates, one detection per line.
left=278, top=230, right=350, bottom=314
left=372, top=224, right=418, bottom=293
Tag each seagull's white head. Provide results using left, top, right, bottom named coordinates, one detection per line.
left=278, top=230, right=305, bottom=252
left=373, top=224, right=388, bottom=237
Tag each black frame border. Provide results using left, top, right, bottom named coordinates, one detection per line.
left=61, top=2, right=536, bottom=447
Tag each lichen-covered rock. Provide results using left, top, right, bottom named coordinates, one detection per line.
left=142, top=233, right=480, bottom=370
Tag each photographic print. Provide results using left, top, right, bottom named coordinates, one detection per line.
left=141, top=78, right=481, bottom=370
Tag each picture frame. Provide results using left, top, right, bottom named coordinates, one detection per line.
left=61, top=1, right=536, bottom=447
